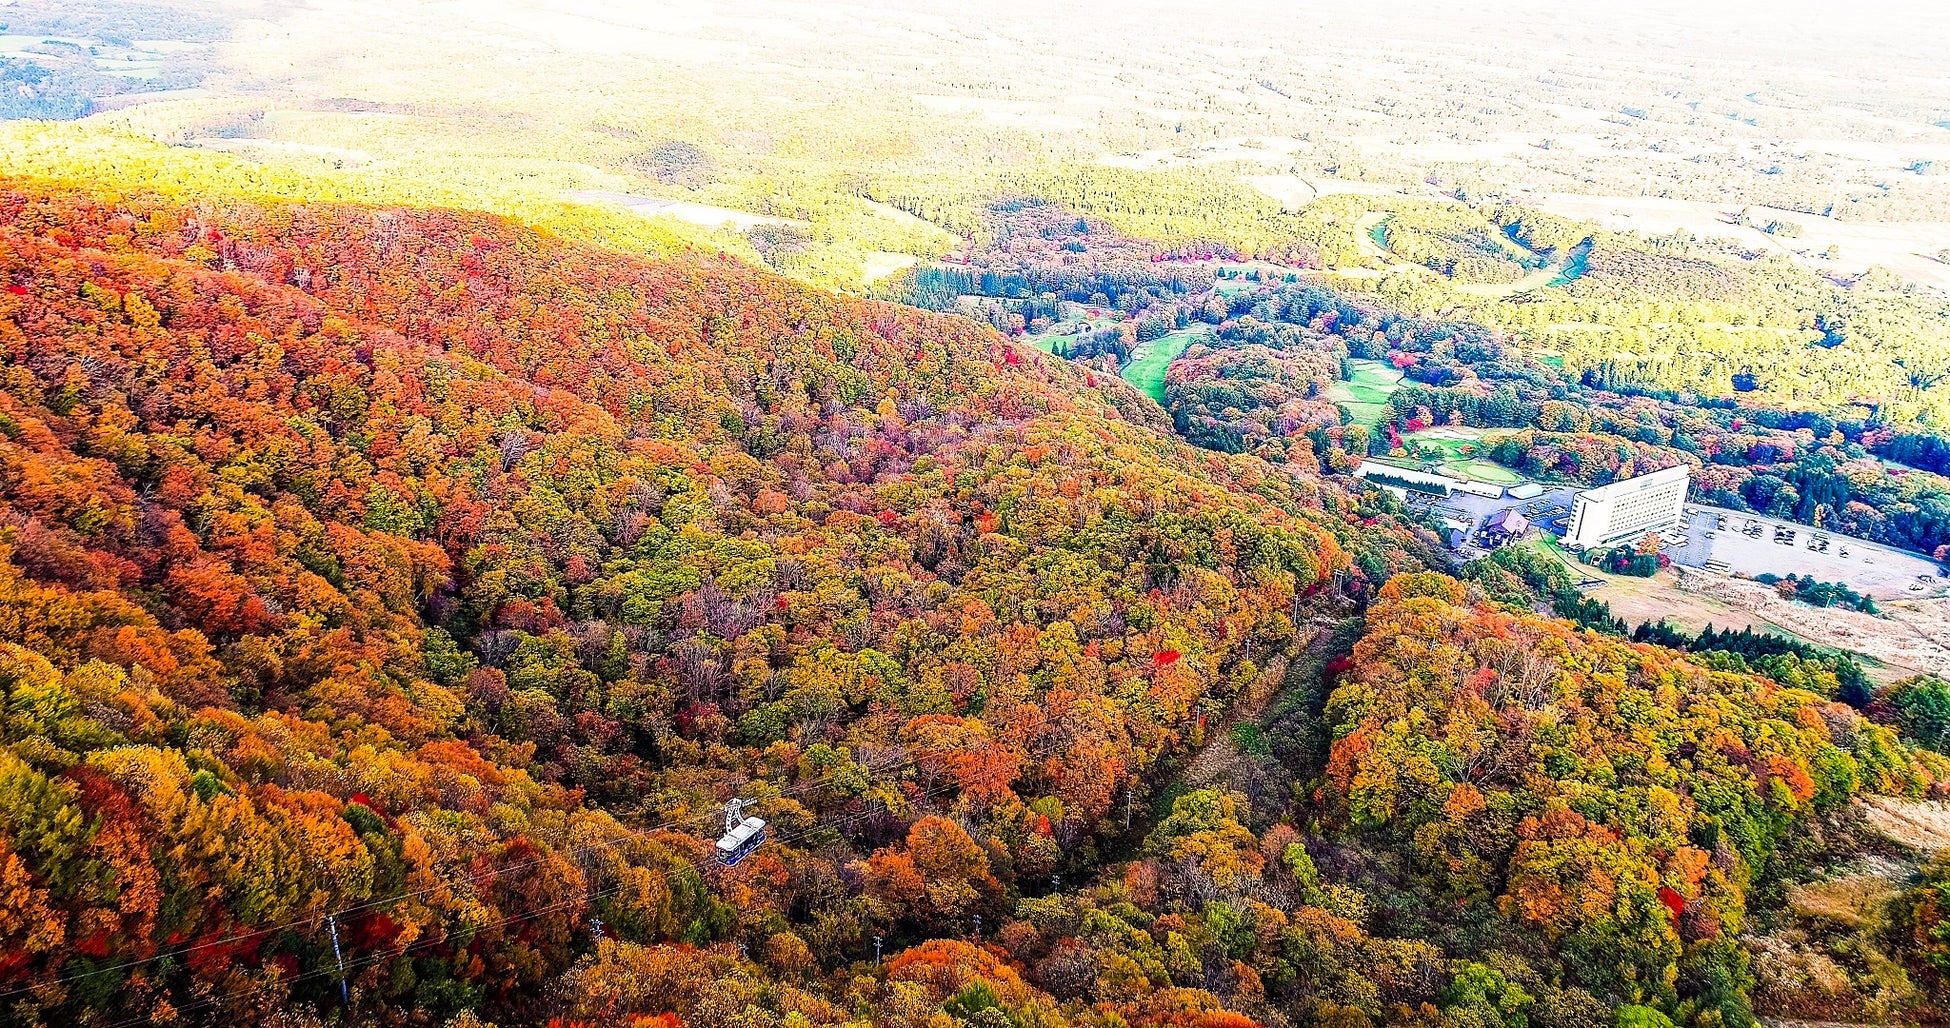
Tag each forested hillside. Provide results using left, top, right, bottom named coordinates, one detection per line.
left=1320, top=575, right=1944, bottom=1027
left=4, top=0, right=1950, bottom=1023
left=1, top=176, right=1948, bottom=1028
left=0, top=180, right=1404, bottom=1026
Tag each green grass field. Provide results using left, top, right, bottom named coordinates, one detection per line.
left=1325, top=359, right=1404, bottom=427
left=1121, top=328, right=1203, bottom=403
left=1401, top=429, right=1523, bottom=484
left=1022, top=334, right=1059, bottom=354
left=1403, top=431, right=1484, bottom=460
left=1020, top=301, right=1118, bottom=356
left=1441, top=459, right=1523, bottom=484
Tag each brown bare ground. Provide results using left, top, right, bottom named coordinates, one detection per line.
left=1672, top=572, right=1950, bottom=680
left=1859, top=796, right=1950, bottom=853
left=1533, top=193, right=1950, bottom=293
left=1787, top=857, right=1909, bottom=927
left=1575, top=565, right=1808, bottom=641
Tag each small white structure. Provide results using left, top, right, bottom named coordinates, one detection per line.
left=1565, top=465, right=1691, bottom=550
left=1508, top=482, right=1545, bottom=500
left=1449, top=479, right=1507, bottom=499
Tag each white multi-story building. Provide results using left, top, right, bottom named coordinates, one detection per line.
left=1564, top=465, right=1691, bottom=550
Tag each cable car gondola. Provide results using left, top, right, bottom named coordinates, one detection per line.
left=715, top=798, right=766, bottom=866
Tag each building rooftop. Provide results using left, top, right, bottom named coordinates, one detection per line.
left=1574, top=464, right=1691, bottom=502
left=1488, top=509, right=1529, bottom=535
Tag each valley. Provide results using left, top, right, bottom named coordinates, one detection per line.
left=0, top=2, right=1949, bottom=1028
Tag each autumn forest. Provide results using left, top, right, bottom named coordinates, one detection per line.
left=5, top=1, right=1950, bottom=1028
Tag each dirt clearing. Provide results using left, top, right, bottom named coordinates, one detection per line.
left=1674, top=572, right=1950, bottom=679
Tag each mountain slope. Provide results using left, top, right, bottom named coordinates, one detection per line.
left=0, top=181, right=1385, bottom=1026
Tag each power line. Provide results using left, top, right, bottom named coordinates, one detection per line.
left=84, top=778, right=960, bottom=1028
left=49, top=750, right=919, bottom=994
left=1, top=752, right=921, bottom=1003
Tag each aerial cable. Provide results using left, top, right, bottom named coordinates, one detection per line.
left=0, top=751, right=922, bottom=1002
left=84, top=779, right=962, bottom=1028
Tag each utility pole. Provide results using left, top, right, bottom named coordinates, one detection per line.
left=327, top=913, right=349, bottom=1006
left=874, top=934, right=884, bottom=965
left=1124, top=789, right=1133, bottom=830
left=589, top=916, right=605, bottom=941
left=972, top=914, right=981, bottom=940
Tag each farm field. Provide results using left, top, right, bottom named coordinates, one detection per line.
left=1527, top=540, right=1843, bottom=655
left=1676, top=575, right=1950, bottom=681
left=569, top=190, right=807, bottom=231
left=1533, top=191, right=1950, bottom=292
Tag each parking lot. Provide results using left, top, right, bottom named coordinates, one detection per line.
left=1669, top=504, right=1949, bottom=600
left=1403, top=484, right=1582, bottom=555
left=1394, top=478, right=1948, bottom=601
